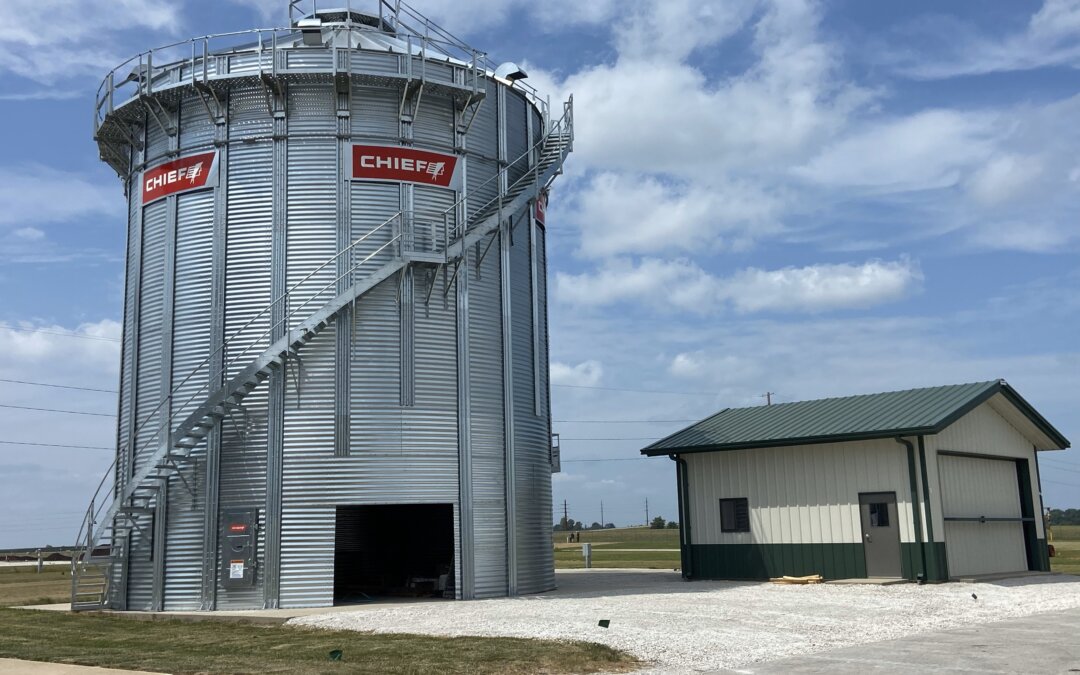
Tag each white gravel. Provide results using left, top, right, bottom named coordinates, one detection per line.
left=289, top=569, right=1080, bottom=673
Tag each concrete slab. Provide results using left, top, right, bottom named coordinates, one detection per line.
left=0, top=658, right=165, bottom=674
left=826, top=578, right=909, bottom=585
left=725, top=606, right=1080, bottom=674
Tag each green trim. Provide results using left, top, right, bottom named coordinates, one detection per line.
left=1035, top=538, right=1050, bottom=572
left=1016, top=459, right=1047, bottom=571
left=899, top=437, right=926, bottom=580
left=673, top=456, right=692, bottom=579
left=903, top=542, right=948, bottom=581
left=917, top=436, right=936, bottom=547
left=687, top=544, right=867, bottom=581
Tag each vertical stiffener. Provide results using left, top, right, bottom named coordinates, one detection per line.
left=73, top=1, right=573, bottom=611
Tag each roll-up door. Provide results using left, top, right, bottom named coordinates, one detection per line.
left=939, top=454, right=1028, bottom=577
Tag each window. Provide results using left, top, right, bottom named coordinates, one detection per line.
left=719, top=498, right=750, bottom=533
left=868, top=502, right=890, bottom=527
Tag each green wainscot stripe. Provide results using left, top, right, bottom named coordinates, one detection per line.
left=899, top=542, right=949, bottom=582
left=688, top=543, right=866, bottom=580
left=1035, top=538, right=1050, bottom=572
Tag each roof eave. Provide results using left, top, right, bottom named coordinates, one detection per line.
left=641, top=426, right=942, bottom=457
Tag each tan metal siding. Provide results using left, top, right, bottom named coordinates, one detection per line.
left=684, top=439, right=915, bottom=545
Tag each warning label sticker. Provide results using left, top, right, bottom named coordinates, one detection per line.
left=229, top=561, right=245, bottom=579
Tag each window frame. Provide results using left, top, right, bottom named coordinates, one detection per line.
left=719, top=497, right=750, bottom=533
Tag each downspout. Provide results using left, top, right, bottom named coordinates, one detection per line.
left=670, top=454, right=692, bottom=580
left=896, top=437, right=926, bottom=583
left=917, top=436, right=937, bottom=579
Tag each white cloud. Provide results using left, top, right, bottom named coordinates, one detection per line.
left=888, top=0, right=1080, bottom=80
left=0, top=165, right=122, bottom=227
left=794, top=110, right=997, bottom=192
left=968, top=221, right=1074, bottom=253
left=556, top=257, right=922, bottom=314
left=966, top=155, right=1045, bottom=206
left=550, top=360, right=604, bottom=387
left=570, top=173, right=784, bottom=258
left=12, top=227, right=44, bottom=241
left=0, top=0, right=181, bottom=82
left=0, top=320, right=121, bottom=370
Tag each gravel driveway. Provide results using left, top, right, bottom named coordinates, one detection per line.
left=290, top=569, right=1080, bottom=673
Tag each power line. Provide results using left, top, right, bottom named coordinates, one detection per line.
left=562, top=457, right=646, bottom=463
left=558, top=437, right=660, bottom=442
left=0, top=378, right=118, bottom=394
left=553, top=383, right=717, bottom=396
left=0, top=322, right=120, bottom=343
left=0, top=440, right=112, bottom=450
left=1042, top=478, right=1080, bottom=488
left=0, top=403, right=115, bottom=417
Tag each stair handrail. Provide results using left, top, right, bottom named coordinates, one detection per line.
left=72, top=212, right=405, bottom=568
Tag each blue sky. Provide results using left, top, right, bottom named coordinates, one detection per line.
left=0, top=0, right=1078, bottom=546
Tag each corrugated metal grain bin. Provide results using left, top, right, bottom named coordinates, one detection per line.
left=71, top=2, right=573, bottom=611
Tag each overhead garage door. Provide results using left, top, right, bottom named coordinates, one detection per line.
left=939, top=454, right=1028, bottom=577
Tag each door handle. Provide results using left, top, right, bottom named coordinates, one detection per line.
left=864, top=533, right=872, bottom=543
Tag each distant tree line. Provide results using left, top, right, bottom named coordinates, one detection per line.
left=553, top=518, right=616, bottom=531
left=1048, top=508, right=1080, bottom=526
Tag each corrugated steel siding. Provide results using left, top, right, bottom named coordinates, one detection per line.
left=351, top=86, right=399, bottom=141
left=467, top=80, right=499, bottom=161
left=468, top=233, right=507, bottom=597
left=509, top=211, right=554, bottom=594
left=163, top=189, right=214, bottom=609
left=505, top=90, right=529, bottom=185
left=179, top=94, right=215, bottom=151
left=938, top=454, right=1027, bottom=575
left=279, top=88, right=339, bottom=606
left=413, top=185, right=453, bottom=255
left=684, top=439, right=915, bottom=546
left=217, top=103, right=273, bottom=607
left=127, top=197, right=169, bottom=609
left=413, top=94, right=454, bottom=152
left=350, top=49, right=399, bottom=74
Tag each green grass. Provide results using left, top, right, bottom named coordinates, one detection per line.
left=0, top=566, right=71, bottom=606
left=1051, top=525, right=1080, bottom=575
left=0, top=608, right=637, bottom=675
left=553, top=527, right=681, bottom=569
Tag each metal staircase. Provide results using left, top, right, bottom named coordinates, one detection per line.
left=71, top=97, right=572, bottom=611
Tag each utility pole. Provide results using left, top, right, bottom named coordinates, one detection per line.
left=563, top=499, right=569, bottom=528
left=645, top=498, right=649, bottom=526
left=600, top=500, right=604, bottom=527
left=764, top=392, right=774, bottom=406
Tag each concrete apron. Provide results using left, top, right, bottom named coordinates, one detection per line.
left=0, top=658, right=167, bottom=674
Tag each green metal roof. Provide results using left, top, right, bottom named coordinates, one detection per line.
left=641, top=380, right=1070, bottom=456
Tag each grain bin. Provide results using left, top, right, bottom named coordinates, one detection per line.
left=71, top=1, right=573, bottom=611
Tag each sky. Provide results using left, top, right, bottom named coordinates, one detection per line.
left=0, top=0, right=1079, bottom=547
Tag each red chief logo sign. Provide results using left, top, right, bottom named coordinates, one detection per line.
left=352, top=145, right=461, bottom=190
left=142, top=152, right=217, bottom=204
left=535, top=190, right=548, bottom=227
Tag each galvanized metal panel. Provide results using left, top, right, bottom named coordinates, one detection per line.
left=229, top=84, right=274, bottom=142
left=504, top=89, right=529, bottom=185
left=465, top=80, right=499, bottom=161
left=351, top=86, right=399, bottom=141
left=508, top=211, right=554, bottom=594
left=128, top=197, right=169, bottom=609
left=466, top=157, right=498, bottom=218
left=179, top=94, right=215, bottom=151
left=286, top=49, right=332, bottom=70
left=144, top=108, right=172, bottom=166
left=279, top=133, right=338, bottom=608
left=412, top=185, right=454, bottom=254
left=350, top=49, right=399, bottom=74
left=217, top=134, right=273, bottom=609
left=938, top=454, right=1027, bottom=575
left=468, top=233, right=507, bottom=597
left=413, top=94, right=454, bottom=151
left=164, top=189, right=215, bottom=610
left=288, top=84, right=336, bottom=137
left=683, top=438, right=915, bottom=546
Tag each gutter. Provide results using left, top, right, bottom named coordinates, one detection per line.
left=896, top=436, right=927, bottom=583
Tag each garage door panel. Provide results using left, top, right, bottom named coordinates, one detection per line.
left=939, top=455, right=1021, bottom=518
left=939, top=454, right=1028, bottom=577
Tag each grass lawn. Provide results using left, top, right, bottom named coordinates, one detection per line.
left=0, top=566, right=72, bottom=606
left=553, top=527, right=681, bottom=569
left=1051, top=525, right=1080, bottom=576
left=0, top=607, right=637, bottom=675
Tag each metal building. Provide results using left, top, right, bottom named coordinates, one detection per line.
left=642, top=381, right=1069, bottom=582
left=72, top=1, right=572, bottom=611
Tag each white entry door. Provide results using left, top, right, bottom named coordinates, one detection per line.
left=939, top=454, right=1028, bottom=577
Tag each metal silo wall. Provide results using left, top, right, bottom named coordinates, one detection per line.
left=127, top=197, right=169, bottom=609
left=467, top=232, right=508, bottom=598
left=510, top=210, right=554, bottom=594
left=217, top=84, right=272, bottom=609
left=278, top=83, right=339, bottom=609
left=164, top=189, right=215, bottom=609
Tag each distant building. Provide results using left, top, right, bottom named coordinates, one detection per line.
left=642, top=381, right=1068, bottom=581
